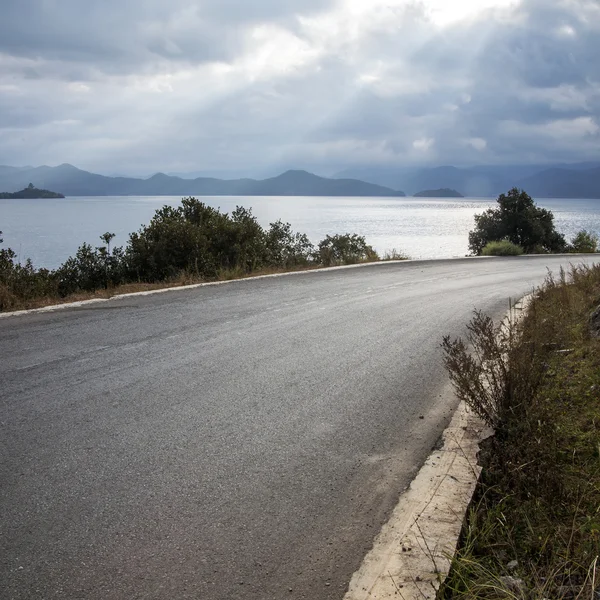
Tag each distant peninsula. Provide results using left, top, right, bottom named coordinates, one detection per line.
left=0, top=183, right=65, bottom=199
left=413, top=188, right=464, bottom=198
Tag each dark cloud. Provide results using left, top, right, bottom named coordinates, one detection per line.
left=0, top=0, right=332, bottom=72
left=0, top=0, right=598, bottom=172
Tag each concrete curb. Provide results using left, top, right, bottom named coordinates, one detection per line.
left=344, top=294, right=533, bottom=599
left=344, top=400, right=490, bottom=600
left=0, top=256, right=496, bottom=319
left=1, top=253, right=589, bottom=320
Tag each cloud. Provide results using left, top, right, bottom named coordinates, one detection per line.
left=0, top=0, right=332, bottom=71
left=413, top=138, right=435, bottom=152
left=0, top=0, right=598, bottom=173
left=466, top=138, right=487, bottom=151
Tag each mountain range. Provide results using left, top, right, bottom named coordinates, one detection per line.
left=0, top=162, right=599, bottom=198
left=335, top=162, right=600, bottom=198
left=0, top=165, right=405, bottom=198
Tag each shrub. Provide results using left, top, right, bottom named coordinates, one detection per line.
left=0, top=247, right=58, bottom=310
left=469, top=188, right=566, bottom=255
left=127, top=201, right=223, bottom=281
left=56, top=239, right=127, bottom=296
left=481, top=240, right=524, bottom=256
left=0, top=199, right=386, bottom=309
left=568, top=229, right=599, bottom=253
left=126, top=199, right=271, bottom=281
left=265, top=220, right=315, bottom=268
left=317, top=234, right=379, bottom=267
left=441, top=309, right=540, bottom=428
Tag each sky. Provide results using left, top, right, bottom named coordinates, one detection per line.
left=0, top=0, right=598, bottom=176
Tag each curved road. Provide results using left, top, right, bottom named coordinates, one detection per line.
left=0, top=256, right=595, bottom=599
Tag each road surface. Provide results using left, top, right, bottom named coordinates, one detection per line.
left=0, top=256, right=595, bottom=599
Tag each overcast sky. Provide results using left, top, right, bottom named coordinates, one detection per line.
left=0, top=0, right=598, bottom=175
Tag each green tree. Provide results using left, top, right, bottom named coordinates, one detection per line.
left=266, top=220, right=315, bottom=268
left=56, top=234, right=127, bottom=296
left=126, top=198, right=271, bottom=281
left=127, top=201, right=212, bottom=280
left=468, top=188, right=566, bottom=255
left=568, top=230, right=598, bottom=253
left=100, top=232, right=116, bottom=253
left=226, top=206, right=268, bottom=272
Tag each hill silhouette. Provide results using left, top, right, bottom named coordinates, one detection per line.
left=1, top=162, right=598, bottom=198
left=335, top=162, right=600, bottom=197
left=0, top=165, right=406, bottom=197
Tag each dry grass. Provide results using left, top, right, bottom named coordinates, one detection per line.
left=1, top=257, right=405, bottom=312
left=440, top=264, right=600, bottom=599
left=382, top=248, right=411, bottom=261
left=1, top=277, right=195, bottom=311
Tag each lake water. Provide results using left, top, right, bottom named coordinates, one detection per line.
left=1, top=196, right=600, bottom=269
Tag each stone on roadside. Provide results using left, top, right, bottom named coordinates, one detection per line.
left=499, top=575, right=525, bottom=595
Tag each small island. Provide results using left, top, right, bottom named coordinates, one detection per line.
left=413, top=188, right=464, bottom=198
left=0, top=183, right=65, bottom=199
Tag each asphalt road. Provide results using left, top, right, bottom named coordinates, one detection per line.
left=1, top=256, right=596, bottom=600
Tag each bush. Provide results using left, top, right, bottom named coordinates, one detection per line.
left=265, top=220, right=315, bottom=268
left=56, top=239, right=127, bottom=296
left=317, top=234, right=379, bottom=267
left=441, top=309, right=539, bottom=428
left=481, top=240, right=524, bottom=256
left=1, top=199, right=388, bottom=310
left=126, top=199, right=272, bottom=281
left=4, top=200, right=321, bottom=305
left=469, top=188, right=566, bottom=255
left=127, top=201, right=224, bottom=281
left=568, top=229, right=599, bottom=253
left=0, top=248, right=58, bottom=310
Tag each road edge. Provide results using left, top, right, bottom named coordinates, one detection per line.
left=343, top=295, right=532, bottom=600
left=0, top=257, right=496, bottom=319
left=1, top=253, right=588, bottom=320
left=343, top=397, right=489, bottom=600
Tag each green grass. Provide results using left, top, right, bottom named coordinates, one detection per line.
left=481, top=240, right=524, bottom=256
left=440, top=264, right=600, bottom=599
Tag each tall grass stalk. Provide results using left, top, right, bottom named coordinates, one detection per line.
left=440, top=263, right=600, bottom=599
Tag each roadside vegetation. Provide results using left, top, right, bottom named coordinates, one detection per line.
left=440, top=263, right=600, bottom=598
left=0, top=197, right=405, bottom=311
left=3, top=187, right=596, bottom=311
left=481, top=240, right=524, bottom=256
left=570, top=230, right=600, bottom=254
left=470, top=188, right=598, bottom=256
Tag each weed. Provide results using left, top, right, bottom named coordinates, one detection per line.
left=440, top=263, right=600, bottom=598
left=382, top=248, right=411, bottom=261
